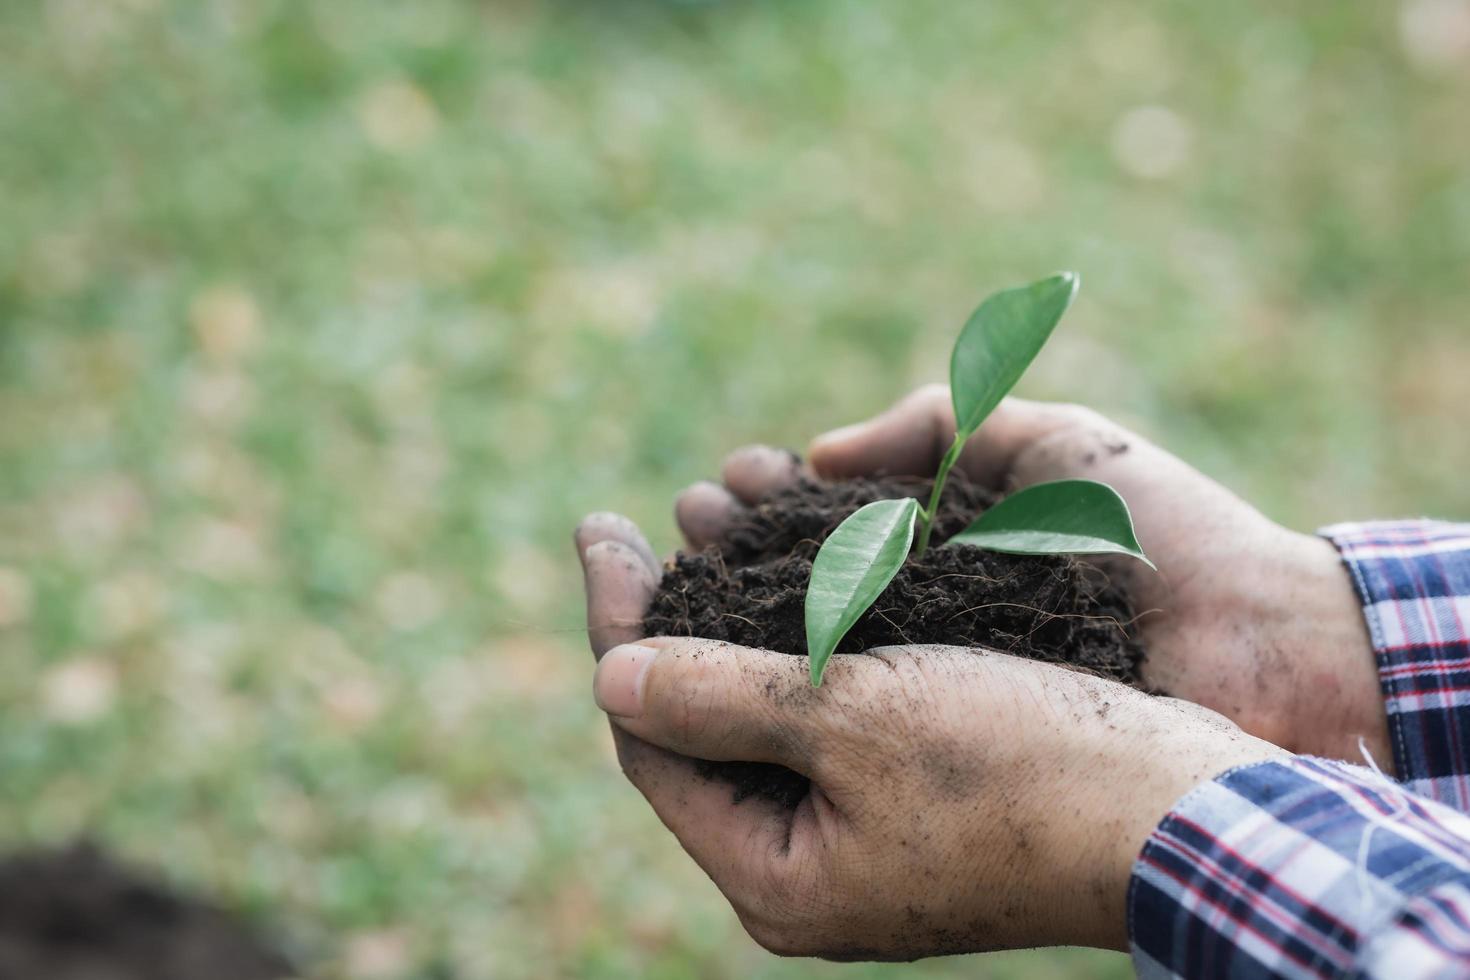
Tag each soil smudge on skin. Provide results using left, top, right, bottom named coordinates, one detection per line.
left=644, top=475, right=1146, bottom=806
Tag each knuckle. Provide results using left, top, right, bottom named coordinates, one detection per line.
left=1013, top=412, right=1128, bottom=479
left=807, top=660, right=885, bottom=720
left=916, top=383, right=957, bottom=428
left=853, top=645, right=975, bottom=722
left=1048, top=401, right=1107, bottom=430
left=860, top=645, right=945, bottom=693
left=905, top=385, right=960, bottom=460
left=914, top=382, right=951, bottom=408
left=801, top=653, right=931, bottom=772
left=660, top=669, right=721, bottom=745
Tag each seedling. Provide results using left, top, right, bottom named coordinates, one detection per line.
left=805, top=273, right=1154, bottom=686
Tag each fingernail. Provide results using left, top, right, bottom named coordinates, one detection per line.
left=594, top=643, right=657, bottom=717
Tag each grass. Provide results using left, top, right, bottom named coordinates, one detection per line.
left=0, top=0, right=1467, bottom=976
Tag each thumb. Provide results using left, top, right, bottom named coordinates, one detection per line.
left=593, top=637, right=828, bottom=773
left=808, top=387, right=1100, bottom=490
left=808, top=384, right=955, bottom=480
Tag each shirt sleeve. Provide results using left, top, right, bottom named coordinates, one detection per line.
left=1129, top=756, right=1470, bottom=979
left=1321, top=520, right=1470, bottom=812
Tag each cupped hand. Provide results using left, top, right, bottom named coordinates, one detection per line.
left=675, top=387, right=1390, bottom=768
left=577, top=512, right=1282, bottom=957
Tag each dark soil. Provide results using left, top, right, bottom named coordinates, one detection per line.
left=0, top=843, right=294, bottom=980
left=645, top=474, right=1146, bottom=807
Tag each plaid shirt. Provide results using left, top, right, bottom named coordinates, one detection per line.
left=1325, top=521, right=1470, bottom=809
left=1129, top=520, right=1470, bottom=978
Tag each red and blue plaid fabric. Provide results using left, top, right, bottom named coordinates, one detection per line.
left=1323, top=520, right=1470, bottom=812
left=1130, top=757, right=1470, bottom=978
left=1127, top=520, right=1470, bottom=976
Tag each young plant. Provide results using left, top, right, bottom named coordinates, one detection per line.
left=805, top=273, right=1153, bottom=686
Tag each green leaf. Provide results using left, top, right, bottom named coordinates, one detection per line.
left=948, top=479, right=1154, bottom=568
left=950, top=272, right=1080, bottom=438
left=805, top=497, right=920, bottom=687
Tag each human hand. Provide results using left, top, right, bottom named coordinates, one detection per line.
left=675, top=388, right=1390, bottom=769
left=576, top=512, right=1282, bottom=957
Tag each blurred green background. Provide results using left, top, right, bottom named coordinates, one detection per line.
left=1, top=0, right=1467, bottom=976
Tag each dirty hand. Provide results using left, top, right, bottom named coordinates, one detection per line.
left=675, top=387, right=1390, bottom=768
left=575, top=517, right=1281, bottom=957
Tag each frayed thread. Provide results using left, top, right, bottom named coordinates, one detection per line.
left=1354, top=737, right=1411, bottom=929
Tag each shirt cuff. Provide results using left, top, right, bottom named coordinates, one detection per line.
left=1129, top=756, right=1470, bottom=979
left=1321, top=520, right=1470, bottom=812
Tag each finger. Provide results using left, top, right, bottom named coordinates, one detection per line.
left=594, top=637, right=863, bottom=773
left=574, top=511, right=660, bottom=578
left=1005, top=412, right=1143, bottom=490
left=581, top=540, right=658, bottom=659
left=1003, top=415, right=1281, bottom=614
left=957, top=398, right=1108, bottom=487
left=581, top=532, right=816, bottom=919
left=612, top=733, right=799, bottom=908
left=808, top=386, right=1085, bottom=489
left=675, top=481, right=744, bottom=550
left=807, top=384, right=952, bottom=480
left=1007, top=415, right=1264, bottom=553
left=721, top=445, right=804, bottom=506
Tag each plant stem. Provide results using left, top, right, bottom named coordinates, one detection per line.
left=914, top=434, right=965, bottom=558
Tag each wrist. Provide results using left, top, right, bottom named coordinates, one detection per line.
left=1053, top=696, right=1287, bottom=951
left=1268, top=532, right=1390, bottom=769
